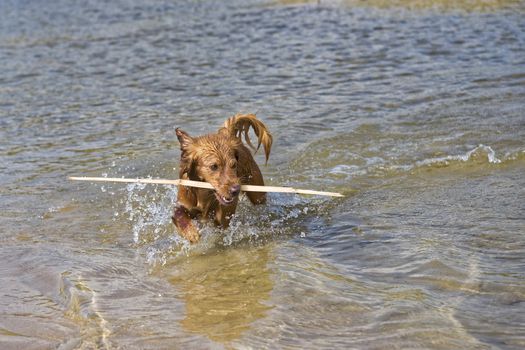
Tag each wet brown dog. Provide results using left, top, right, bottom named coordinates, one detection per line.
left=172, top=114, right=272, bottom=243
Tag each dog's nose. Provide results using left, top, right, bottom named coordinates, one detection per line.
left=230, top=184, right=241, bottom=197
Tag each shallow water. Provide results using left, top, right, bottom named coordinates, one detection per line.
left=1, top=0, right=524, bottom=349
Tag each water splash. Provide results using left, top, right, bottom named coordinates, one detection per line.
left=122, top=182, right=177, bottom=244
left=120, top=180, right=325, bottom=266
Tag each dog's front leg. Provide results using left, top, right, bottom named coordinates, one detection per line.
left=214, top=203, right=237, bottom=229
left=172, top=203, right=200, bottom=243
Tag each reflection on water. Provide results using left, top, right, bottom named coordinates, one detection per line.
left=1, top=0, right=524, bottom=348
left=167, top=245, right=273, bottom=344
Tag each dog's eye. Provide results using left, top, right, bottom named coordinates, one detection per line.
left=230, top=162, right=237, bottom=169
left=210, top=164, right=219, bottom=171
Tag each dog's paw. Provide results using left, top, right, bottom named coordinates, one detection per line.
left=172, top=204, right=200, bottom=243
left=184, top=226, right=200, bottom=243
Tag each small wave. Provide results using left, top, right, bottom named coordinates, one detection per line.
left=335, top=145, right=518, bottom=181
left=59, top=272, right=110, bottom=349
left=311, top=144, right=525, bottom=199
left=416, top=144, right=502, bottom=168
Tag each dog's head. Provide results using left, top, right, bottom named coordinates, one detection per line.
left=176, top=128, right=241, bottom=206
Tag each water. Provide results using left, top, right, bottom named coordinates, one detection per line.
left=1, top=0, right=524, bottom=348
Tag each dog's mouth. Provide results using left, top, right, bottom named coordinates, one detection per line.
left=214, top=192, right=236, bottom=206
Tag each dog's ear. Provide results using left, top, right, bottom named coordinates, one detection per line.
left=176, top=128, right=194, bottom=151
left=176, top=128, right=199, bottom=180
left=180, top=155, right=199, bottom=180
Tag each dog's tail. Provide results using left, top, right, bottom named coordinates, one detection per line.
left=221, top=114, right=273, bottom=164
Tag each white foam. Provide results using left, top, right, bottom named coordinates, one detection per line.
left=417, top=144, right=502, bottom=167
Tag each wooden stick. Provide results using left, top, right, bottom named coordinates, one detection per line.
left=68, top=176, right=344, bottom=197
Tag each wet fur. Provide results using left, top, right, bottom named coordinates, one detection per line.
left=172, top=114, right=272, bottom=243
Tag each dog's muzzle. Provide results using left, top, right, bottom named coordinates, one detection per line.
left=215, top=184, right=241, bottom=206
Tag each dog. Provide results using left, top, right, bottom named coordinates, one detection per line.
left=172, top=114, right=272, bottom=243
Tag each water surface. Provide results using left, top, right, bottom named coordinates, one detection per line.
left=1, top=0, right=524, bottom=349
